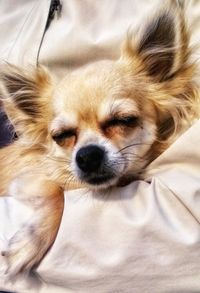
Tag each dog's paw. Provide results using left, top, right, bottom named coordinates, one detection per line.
left=1, top=225, right=48, bottom=276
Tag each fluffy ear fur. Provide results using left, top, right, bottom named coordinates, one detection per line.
left=121, top=3, right=200, bottom=150
left=0, top=64, right=53, bottom=144
left=123, top=3, right=189, bottom=82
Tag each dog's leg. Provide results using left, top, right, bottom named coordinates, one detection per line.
left=1, top=175, right=64, bottom=275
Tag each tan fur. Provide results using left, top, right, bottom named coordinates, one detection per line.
left=0, top=3, right=200, bottom=274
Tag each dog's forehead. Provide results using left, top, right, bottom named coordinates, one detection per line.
left=54, top=60, right=140, bottom=112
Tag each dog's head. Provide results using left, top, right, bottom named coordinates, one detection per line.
left=1, top=5, right=199, bottom=189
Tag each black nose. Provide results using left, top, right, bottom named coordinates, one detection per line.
left=76, top=145, right=105, bottom=173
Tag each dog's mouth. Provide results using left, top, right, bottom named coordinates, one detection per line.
left=78, top=172, right=137, bottom=189
left=84, top=173, right=116, bottom=185
left=78, top=172, right=118, bottom=189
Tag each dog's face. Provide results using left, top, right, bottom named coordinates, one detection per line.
left=50, top=60, right=157, bottom=188
left=1, top=6, right=198, bottom=190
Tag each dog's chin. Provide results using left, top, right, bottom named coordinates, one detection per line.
left=78, top=173, right=119, bottom=190
left=77, top=172, right=138, bottom=190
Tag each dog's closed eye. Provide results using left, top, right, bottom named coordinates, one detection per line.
left=101, top=115, right=139, bottom=130
left=52, top=129, right=77, bottom=146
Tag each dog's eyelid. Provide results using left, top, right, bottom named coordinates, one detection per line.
left=51, top=128, right=77, bottom=143
left=101, top=115, right=140, bottom=130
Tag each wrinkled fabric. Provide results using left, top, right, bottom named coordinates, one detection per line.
left=0, top=0, right=200, bottom=292
left=0, top=0, right=49, bottom=66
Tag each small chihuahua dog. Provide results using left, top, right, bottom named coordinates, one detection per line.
left=0, top=3, right=199, bottom=274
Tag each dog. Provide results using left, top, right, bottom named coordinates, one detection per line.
left=0, top=3, right=199, bottom=274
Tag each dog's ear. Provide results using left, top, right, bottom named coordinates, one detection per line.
left=122, top=5, right=189, bottom=82
left=0, top=64, right=53, bottom=140
left=0, top=64, right=52, bottom=118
